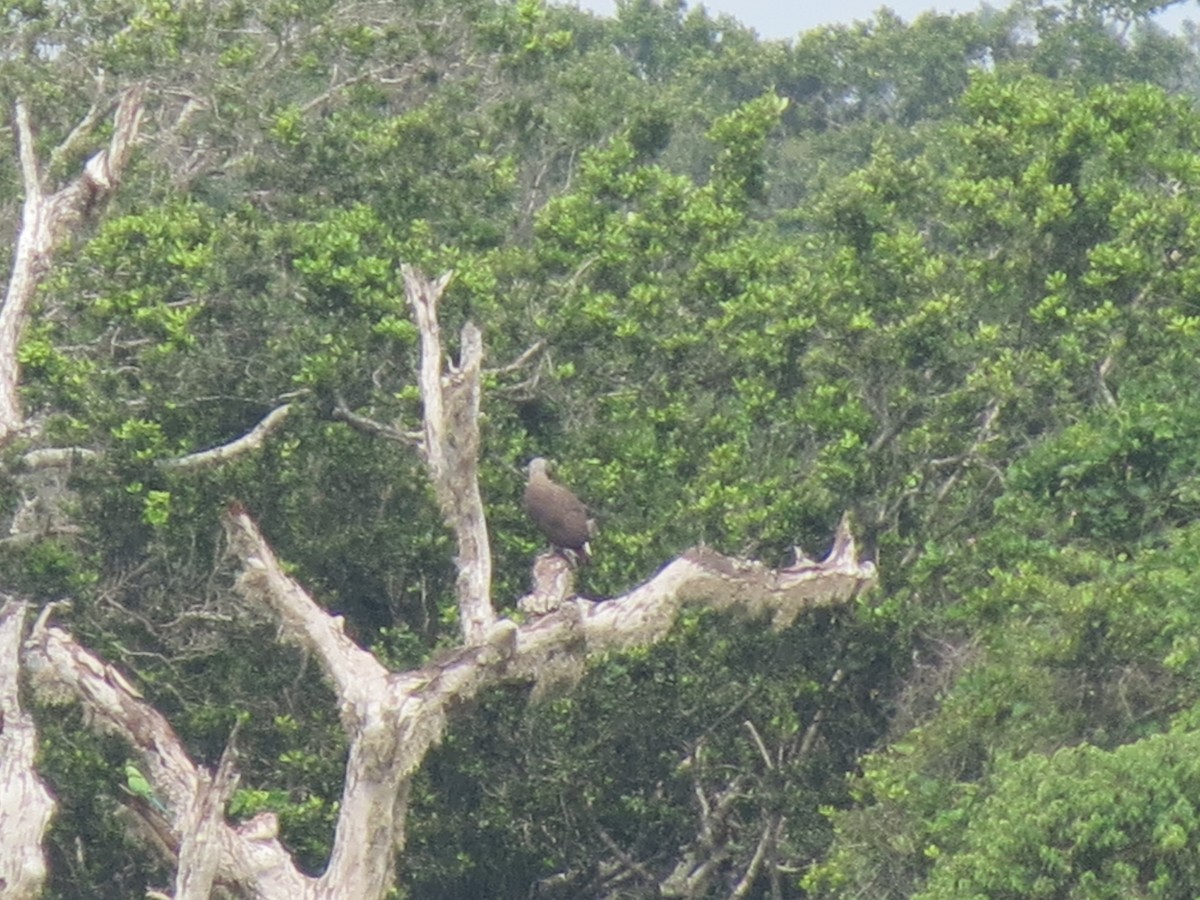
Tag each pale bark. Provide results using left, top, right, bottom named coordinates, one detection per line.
left=332, top=396, right=420, bottom=445
left=224, top=507, right=409, bottom=899
left=5, top=407, right=293, bottom=543
left=519, top=551, right=581, bottom=615
left=404, top=266, right=496, bottom=644
left=0, top=600, right=55, bottom=899
left=10, top=485, right=872, bottom=900
left=175, top=731, right=241, bottom=900
left=1, top=90, right=145, bottom=444
left=20, top=447, right=100, bottom=469
left=161, top=404, right=295, bottom=471
left=219, top=499, right=872, bottom=897
left=23, top=606, right=312, bottom=899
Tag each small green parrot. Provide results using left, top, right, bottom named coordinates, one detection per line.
left=124, top=762, right=167, bottom=813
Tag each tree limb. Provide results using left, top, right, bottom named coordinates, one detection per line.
left=160, top=404, right=294, bottom=471
left=729, top=815, right=782, bottom=900
left=223, top=506, right=390, bottom=701
left=519, top=515, right=873, bottom=649
left=743, top=720, right=774, bottom=770
left=175, top=723, right=242, bottom=900
left=0, top=599, right=55, bottom=899
left=6, top=248, right=876, bottom=899
left=484, top=338, right=546, bottom=377
left=0, top=87, right=145, bottom=444
left=21, top=447, right=100, bottom=469
left=215, top=505, right=874, bottom=898
left=661, top=764, right=748, bottom=898
left=21, top=403, right=290, bottom=475
left=404, top=266, right=495, bottom=644
left=332, top=396, right=420, bottom=445
left=22, top=606, right=312, bottom=898
left=799, top=668, right=845, bottom=759
left=593, top=820, right=659, bottom=888
left=13, top=487, right=872, bottom=900
left=223, top=505, right=414, bottom=898
left=47, top=77, right=112, bottom=176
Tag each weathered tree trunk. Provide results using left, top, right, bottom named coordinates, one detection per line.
left=0, top=600, right=55, bottom=899
left=405, top=267, right=496, bottom=644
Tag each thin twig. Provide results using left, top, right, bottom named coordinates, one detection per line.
left=484, top=339, right=546, bottom=377
left=743, top=720, right=774, bottom=769
left=799, top=669, right=845, bottom=759
left=332, top=396, right=419, bottom=445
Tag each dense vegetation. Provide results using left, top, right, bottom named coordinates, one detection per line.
left=7, top=0, right=1200, bottom=895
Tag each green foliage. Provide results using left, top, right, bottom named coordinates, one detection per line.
left=918, top=731, right=1200, bottom=899
left=406, top=609, right=893, bottom=897
left=809, top=67, right=1200, bottom=896
left=0, top=536, right=95, bottom=599
left=11, top=0, right=1200, bottom=896
left=37, top=714, right=172, bottom=898
left=221, top=712, right=344, bottom=873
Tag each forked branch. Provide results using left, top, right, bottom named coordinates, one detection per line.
left=404, top=266, right=495, bottom=643
left=0, top=88, right=146, bottom=444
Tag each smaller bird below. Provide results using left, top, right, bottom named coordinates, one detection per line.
left=124, top=762, right=167, bottom=813
left=523, top=457, right=595, bottom=563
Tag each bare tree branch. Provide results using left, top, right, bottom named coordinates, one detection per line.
left=23, top=607, right=312, bottom=898
left=22, top=402, right=291, bottom=477
left=175, top=723, right=242, bottom=900
left=299, top=62, right=423, bottom=114
left=160, top=404, right=294, bottom=471
left=730, top=817, right=777, bottom=900
left=661, top=763, right=748, bottom=898
left=0, top=599, right=55, bottom=899
left=332, top=396, right=420, bottom=445
left=0, top=87, right=146, bottom=444
left=14, top=99, right=42, bottom=195
left=47, top=78, right=112, bottom=176
left=743, top=720, right=774, bottom=770
left=12, top=485, right=872, bottom=900
left=799, top=668, right=845, bottom=759
left=574, top=516, right=867, bottom=639
left=21, top=447, right=100, bottom=469
left=3, top=249, right=876, bottom=899
left=223, top=506, right=390, bottom=699
left=224, top=505, right=416, bottom=898
left=404, top=266, right=495, bottom=644
left=213, top=503, right=874, bottom=898
left=594, top=820, right=660, bottom=888
left=484, top=338, right=546, bottom=378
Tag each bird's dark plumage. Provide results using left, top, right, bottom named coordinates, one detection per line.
left=523, top=457, right=594, bottom=561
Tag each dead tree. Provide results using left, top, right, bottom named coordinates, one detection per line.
left=4, top=269, right=876, bottom=898
left=1, top=90, right=145, bottom=445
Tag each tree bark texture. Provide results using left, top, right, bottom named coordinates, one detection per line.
left=0, top=600, right=55, bottom=899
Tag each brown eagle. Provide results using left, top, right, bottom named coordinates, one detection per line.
left=523, top=458, right=595, bottom=563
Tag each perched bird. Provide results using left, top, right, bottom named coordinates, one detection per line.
left=124, top=762, right=167, bottom=813
left=523, top=457, right=595, bottom=563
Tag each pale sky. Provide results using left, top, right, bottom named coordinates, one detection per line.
left=572, top=0, right=1198, bottom=41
